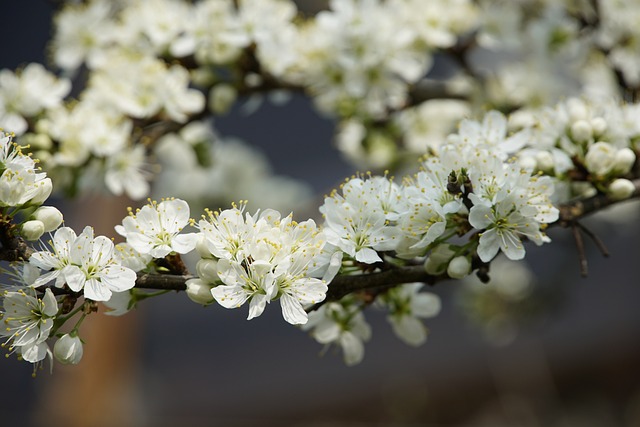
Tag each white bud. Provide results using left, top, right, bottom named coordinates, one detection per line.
left=584, top=142, right=615, bottom=176
left=614, top=148, right=636, bottom=174
left=196, top=258, right=219, bottom=282
left=21, top=220, right=45, bottom=241
left=609, top=178, right=635, bottom=200
left=195, top=236, right=212, bottom=258
left=567, top=98, right=587, bottom=120
left=208, top=84, right=237, bottom=115
left=185, top=278, right=215, bottom=305
left=590, top=117, right=607, bottom=136
left=54, top=333, right=83, bottom=365
left=245, top=73, right=262, bottom=88
left=32, top=206, right=63, bottom=232
left=570, top=120, right=592, bottom=142
left=447, top=256, right=471, bottom=279
left=535, top=151, right=555, bottom=171
left=28, top=177, right=53, bottom=205
left=518, top=155, right=537, bottom=171
left=424, top=244, right=456, bottom=275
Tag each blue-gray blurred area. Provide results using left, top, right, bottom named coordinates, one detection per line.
left=2, top=2, right=640, bottom=427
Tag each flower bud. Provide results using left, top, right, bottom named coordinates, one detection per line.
left=590, top=117, right=607, bottom=136
left=614, top=148, right=636, bottom=174
left=195, top=236, right=212, bottom=258
left=54, top=333, right=83, bottom=365
left=518, top=155, right=537, bottom=171
left=584, top=142, right=615, bottom=176
left=196, top=258, right=219, bottom=282
left=32, top=206, right=63, bottom=232
left=609, top=178, right=635, bottom=200
left=535, top=151, right=555, bottom=172
left=424, top=244, right=456, bottom=275
left=447, top=256, right=471, bottom=279
left=21, top=220, right=45, bottom=241
left=186, top=278, right=215, bottom=305
left=570, top=120, right=592, bottom=142
left=567, top=99, right=587, bottom=120
left=208, top=84, right=237, bottom=115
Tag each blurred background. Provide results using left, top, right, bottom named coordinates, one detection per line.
left=2, top=2, right=640, bottom=426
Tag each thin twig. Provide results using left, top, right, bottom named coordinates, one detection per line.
left=571, top=223, right=589, bottom=277
left=575, top=221, right=610, bottom=258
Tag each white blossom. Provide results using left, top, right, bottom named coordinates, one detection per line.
left=30, top=226, right=137, bottom=301
left=378, top=283, right=441, bottom=347
left=303, top=300, right=372, bottom=366
left=115, top=198, right=197, bottom=258
left=0, top=288, right=58, bottom=363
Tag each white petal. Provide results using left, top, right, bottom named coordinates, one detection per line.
left=477, top=229, right=500, bottom=262
left=100, top=265, right=137, bottom=292
left=355, top=247, right=381, bottom=264
left=159, top=199, right=190, bottom=233
left=172, top=233, right=198, bottom=254
left=247, top=294, right=269, bottom=320
left=389, top=315, right=427, bottom=347
left=312, top=321, right=341, bottom=344
left=411, top=292, right=441, bottom=318
left=84, top=278, right=112, bottom=301
left=211, top=284, right=249, bottom=308
left=63, top=266, right=86, bottom=292
left=41, top=288, right=59, bottom=317
left=339, top=331, right=365, bottom=366
left=21, top=342, right=49, bottom=363
left=280, top=293, right=308, bottom=325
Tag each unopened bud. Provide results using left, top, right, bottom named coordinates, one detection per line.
left=584, top=142, right=615, bottom=176
left=195, top=236, right=212, bottom=258
left=208, top=84, right=237, bottom=115
left=32, top=206, right=63, bottom=232
left=186, top=278, right=215, bottom=305
left=424, top=244, right=456, bottom=275
left=609, top=178, right=635, bottom=200
left=53, top=333, right=83, bottom=365
left=535, top=151, right=555, bottom=172
left=590, top=117, right=607, bottom=136
left=614, top=148, right=636, bottom=174
left=518, top=155, right=537, bottom=171
left=447, top=256, right=471, bottom=279
left=196, top=258, right=219, bottom=282
left=22, top=220, right=45, bottom=241
left=570, top=120, right=592, bottom=142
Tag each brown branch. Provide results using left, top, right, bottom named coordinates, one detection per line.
left=135, top=273, right=191, bottom=291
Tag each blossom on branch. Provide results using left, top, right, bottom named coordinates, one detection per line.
left=115, top=198, right=197, bottom=258
left=0, top=288, right=57, bottom=364
left=30, top=226, right=136, bottom=302
left=196, top=205, right=328, bottom=325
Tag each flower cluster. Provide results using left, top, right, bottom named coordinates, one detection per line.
left=0, top=132, right=52, bottom=209
left=192, top=204, right=328, bottom=325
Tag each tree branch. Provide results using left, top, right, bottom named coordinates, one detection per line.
left=1, top=179, right=638, bottom=303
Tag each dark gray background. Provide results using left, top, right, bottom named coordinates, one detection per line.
left=2, top=2, right=640, bottom=426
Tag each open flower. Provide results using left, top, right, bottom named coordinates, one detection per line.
left=115, top=198, right=197, bottom=258
left=30, top=226, right=137, bottom=301
left=0, top=288, right=58, bottom=363
left=303, top=300, right=372, bottom=366
left=378, top=283, right=441, bottom=346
